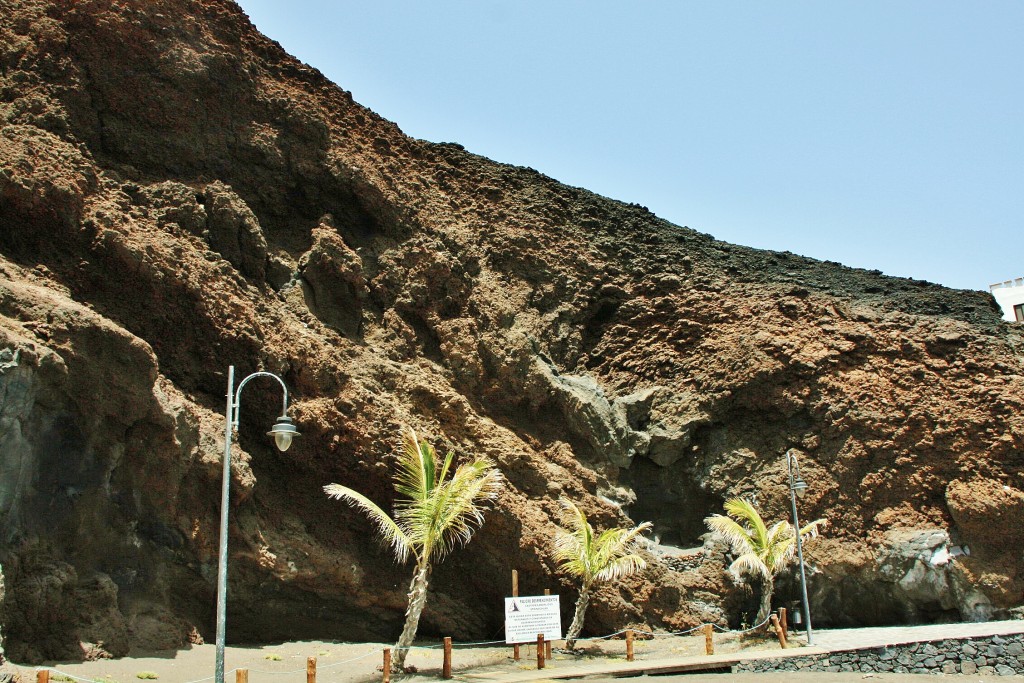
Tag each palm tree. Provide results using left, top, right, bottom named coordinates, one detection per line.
left=324, top=427, right=502, bottom=671
left=552, top=498, right=652, bottom=651
left=704, top=498, right=825, bottom=626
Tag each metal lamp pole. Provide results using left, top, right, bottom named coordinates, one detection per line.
left=216, top=366, right=300, bottom=683
left=786, top=448, right=813, bottom=646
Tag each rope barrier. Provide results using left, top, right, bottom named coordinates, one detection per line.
left=445, top=639, right=507, bottom=649
left=564, top=612, right=774, bottom=646
left=33, top=612, right=781, bottom=683
left=314, top=648, right=385, bottom=671
left=247, top=647, right=384, bottom=675
left=574, top=628, right=630, bottom=643
left=182, top=674, right=217, bottom=683
left=400, top=637, right=507, bottom=651
left=731, top=613, right=775, bottom=634
left=38, top=669, right=101, bottom=683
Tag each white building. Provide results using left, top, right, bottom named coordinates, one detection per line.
left=990, top=277, right=1024, bottom=322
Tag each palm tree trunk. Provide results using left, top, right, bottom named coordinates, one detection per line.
left=563, top=584, right=591, bottom=651
left=393, top=563, right=431, bottom=671
left=755, top=575, right=774, bottom=627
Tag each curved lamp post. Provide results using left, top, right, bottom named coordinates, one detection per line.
left=216, top=366, right=299, bottom=683
left=786, top=448, right=813, bottom=646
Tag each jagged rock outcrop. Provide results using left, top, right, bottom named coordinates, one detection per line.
left=0, top=0, right=1022, bottom=662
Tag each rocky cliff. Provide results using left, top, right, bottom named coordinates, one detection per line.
left=1, top=0, right=1022, bottom=662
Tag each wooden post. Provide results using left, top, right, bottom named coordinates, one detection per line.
left=383, top=648, right=391, bottom=683
left=536, top=634, right=545, bottom=670
left=778, top=608, right=788, bottom=640
left=703, top=624, right=714, bottom=655
left=37, top=671, right=49, bottom=683
left=442, top=637, right=452, bottom=679
left=626, top=629, right=634, bottom=662
left=236, top=669, right=248, bottom=683
left=307, top=656, right=317, bottom=683
left=770, top=615, right=788, bottom=649
left=512, top=570, right=520, bottom=661
left=544, top=588, right=553, bottom=659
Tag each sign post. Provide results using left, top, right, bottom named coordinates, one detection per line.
left=512, top=571, right=520, bottom=661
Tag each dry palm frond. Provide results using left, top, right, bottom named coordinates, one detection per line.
left=705, top=497, right=826, bottom=582
left=323, top=483, right=412, bottom=563
left=553, top=498, right=651, bottom=585
left=325, top=427, right=502, bottom=568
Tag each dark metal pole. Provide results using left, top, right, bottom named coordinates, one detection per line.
left=215, top=366, right=234, bottom=683
left=214, top=368, right=297, bottom=683
left=788, top=452, right=813, bottom=645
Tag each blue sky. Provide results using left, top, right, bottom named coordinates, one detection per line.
left=235, top=1, right=1022, bottom=292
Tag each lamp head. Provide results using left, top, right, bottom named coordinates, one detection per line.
left=791, top=475, right=809, bottom=498
left=786, top=449, right=809, bottom=496
left=268, top=415, right=300, bottom=452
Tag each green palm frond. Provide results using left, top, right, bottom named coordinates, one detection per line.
left=800, top=518, right=827, bottom=537
left=723, top=498, right=769, bottom=549
left=555, top=555, right=591, bottom=580
left=703, top=513, right=752, bottom=555
left=558, top=499, right=593, bottom=542
left=553, top=498, right=650, bottom=586
left=401, top=456, right=502, bottom=562
left=706, top=497, right=826, bottom=583
left=435, top=449, right=455, bottom=491
left=439, top=459, right=501, bottom=523
left=594, top=552, right=647, bottom=583
left=553, top=499, right=595, bottom=579
left=764, top=539, right=795, bottom=574
left=323, top=483, right=412, bottom=563
left=394, top=427, right=435, bottom=502
left=763, top=520, right=794, bottom=573
left=552, top=534, right=589, bottom=578
left=325, top=427, right=502, bottom=572
left=766, top=520, right=791, bottom=544
left=592, top=522, right=652, bottom=572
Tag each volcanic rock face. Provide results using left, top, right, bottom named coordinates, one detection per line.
left=0, top=0, right=1022, bottom=662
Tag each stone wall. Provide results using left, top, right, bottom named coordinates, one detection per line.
left=737, top=633, right=1024, bottom=676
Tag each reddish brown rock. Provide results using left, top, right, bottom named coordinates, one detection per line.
left=0, top=0, right=1022, bottom=662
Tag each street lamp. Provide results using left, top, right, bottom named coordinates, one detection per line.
left=786, top=448, right=813, bottom=646
left=215, top=366, right=299, bottom=683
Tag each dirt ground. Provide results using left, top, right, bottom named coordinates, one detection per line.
left=9, top=632, right=1024, bottom=683
left=7, top=632, right=757, bottom=683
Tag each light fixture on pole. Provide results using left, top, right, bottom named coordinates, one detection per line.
left=267, top=415, right=299, bottom=452
left=215, top=366, right=299, bottom=683
left=786, top=448, right=813, bottom=646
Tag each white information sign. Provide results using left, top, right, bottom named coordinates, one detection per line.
left=504, top=594, right=562, bottom=644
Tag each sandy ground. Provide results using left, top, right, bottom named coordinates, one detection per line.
left=8, top=633, right=1024, bottom=683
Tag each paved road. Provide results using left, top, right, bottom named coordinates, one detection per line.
left=460, top=620, right=1024, bottom=683
left=566, top=671, right=1024, bottom=683
left=812, top=619, right=1024, bottom=650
